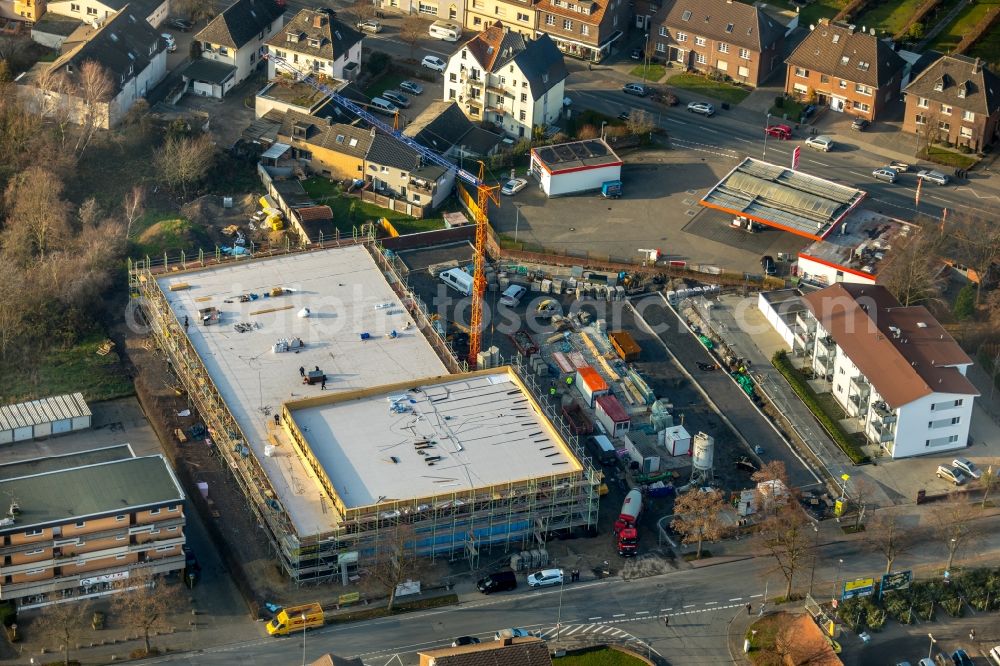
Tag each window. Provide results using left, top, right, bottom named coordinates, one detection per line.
left=961, top=126, right=973, bottom=138
left=954, top=399, right=964, bottom=407
left=545, top=14, right=554, bottom=25
left=494, top=5, right=505, bottom=15
left=517, top=12, right=529, bottom=21
left=963, top=110, right=975, bottom=121
left=854, top=83, right=872, bottom=96
left=915, top=114, right=927, bottom=125
left=75, top=520, right=86, bottom=528
left=26, top=567, right=46, bottom=575
left=26, top=548, right=45, bottom=555
left=156, top=545, right=175, bottom=552
left=659, top=26, right=667, bottom=37
left=938, top=121, right=950, bottom=131
left=941, top=103, right=952, bottom=115
left=839, top=368, right=846, bottom=375
left=695, top=52, right=706, bottom=65
left=718, top=42, right=729, bottom=53
left=739, top=48, right=749, bottom=59
left=218, top=46, right=229, bottom=56
left=149, top=508, right=160, bottom=515
left=839, top=79, right=847, bottom=89
left=656, top=41, right=665, bottom=53
left=519, top=110, right=526, bottom=121
left=676, top=31, right=687, bottom=42
left=794, top=67, right=808, bottom=77
left=116, top=515, right=126, bottom=522
left=70, top=2, right=79, bottom=10
left=725, top=23, right=733, bottom=33
left=563, top=19, right=573, bottom=29
left=717, top=60, right=727, bottom=72
left=520, top=93, right=527, bottom=102
left=116, top=554, right=127, bottom=560
left=86, top=6, right=96, bottom=14
left=852, top=101, right=870, bottom=112
left=116, top=535, right=127, bottom=541
left=449, top=72, right=457, bottom=82
left=581, top=24, right=589, bottom=35
left=917, top=97, right=928, bottom=108
left=448, top=89, right=456, bottom=99
left=694, top=36, right=706, bottom=46
left=681, top=9, right=691, bottom=20
left=738, top=65, right=749, bottom=78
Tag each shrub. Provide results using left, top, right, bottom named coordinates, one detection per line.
left=954, top=283, right=976, bottom=320
left=774, top=96, right=784, bottom=108
left=958, top=144, right=973, bottom=154
left=368, top=52, right=390, bottom=74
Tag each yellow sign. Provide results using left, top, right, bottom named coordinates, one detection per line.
left=844, top=578, right=875, bottom=593
left=338, top=592, right=360, bottom=605
left=379, top=217, right=399, bottom=238
left=840, top=473, right=851, bottom=482
left=834, top=498, right=845, bottom=516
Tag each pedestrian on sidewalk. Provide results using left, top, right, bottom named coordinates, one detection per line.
left=746, top=603, right=752, bottom=615
left=970, top=628, right=976, bottom=641
left=663, top=615, right=669, bottom=626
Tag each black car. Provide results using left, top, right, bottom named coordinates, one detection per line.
left=452, top=637, right=481, bottom=647
left=761, top=255, right=777, bottom=276
left=630, top=48, right=643, bottom=60
left=851, top=118, right=870, bottom=131
left=618, top=111, right=630, bottom=121
left=477, top=570, right=517, bottom=594
left=167, top=17, right=193, bottom=31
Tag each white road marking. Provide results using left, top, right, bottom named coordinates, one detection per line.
left=611, top=630, right=625, bottom=637
left=750, top=593, right=763, bottom=598
left=705, top=601, right=717, bottom=605
left=683, top=604, right=695, bottom=608
left=849, top=171, right=868, bottom=178
left=564, top=625, right=584, bottom=636
left=735, top=137, right=753, bottom=143
left=588, top=616, right=602, bottom=620
left=583, top=624, right=596, bottom=632
left=806, top=159, right=830, bottom=167
left=661, top=608, right=673, bottom=612
left=729, top=598, right=743, bottom=602
left=928, top=195, right=948, bottom=202
left=635, top=611, right=649, bottom=615
left=612, top=613, right=626, bottom=617
left=700, top=126, right=720, bottom=134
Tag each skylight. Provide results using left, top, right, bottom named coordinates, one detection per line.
left=681, top=9, right=692, bottom=21
left=726, top=23, right=733, bottom=32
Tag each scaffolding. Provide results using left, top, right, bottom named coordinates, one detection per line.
left=128, top=242, right=601, bottom=584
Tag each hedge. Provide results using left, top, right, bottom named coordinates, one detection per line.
left=834, top=0, right=877, bottom=22
left=894, top=0, right=941, bottom=39
left=771, top=351, right=870, bottom=464
left=326, top=593, right=459, bottom=624
left=956, top=6, right=1000, bottom=54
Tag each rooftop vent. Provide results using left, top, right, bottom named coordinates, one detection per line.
left=917, top=322, right=927, bottom=328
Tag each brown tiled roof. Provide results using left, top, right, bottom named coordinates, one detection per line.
left=462, top=22, right=525, bottom=72
left=786, top=19, right=904, bottom=88
left=655, top=0, right=784, bottom=51
left=266, top=9, right=362, bottom=62
left=275, top=109, right=374, bottom=158
left=534, top=0, right=608, bottom=26
left=801, top=284, right=977, bottom=408
left=904, top=54, right=1000, bottom=117
left=309, top=654, right=364, bottom=666
left=419, top=637, right=552, bottom=666
left=196, top=0, right=285, bottom=49
left=295, top=205, right=334, bottom=221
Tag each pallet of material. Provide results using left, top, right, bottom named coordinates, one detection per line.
left=250, top=304, right=294, bottom=316
left=568, top=351, right=588, bottom=369
left=168, top=282, right=190, bottom=291
left=551, top=351, right=575, bottom=374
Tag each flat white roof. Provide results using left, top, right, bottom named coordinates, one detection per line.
left=155, top=246, right=448, bottom=534
left=290, top=370, right=582, bottom=511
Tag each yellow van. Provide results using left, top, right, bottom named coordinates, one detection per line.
left=266, top=602, right=324, bottom=636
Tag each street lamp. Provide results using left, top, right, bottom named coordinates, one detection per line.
left=808, top=521, right=820, bottom=597
left=514, top=203, right=523, bottom=244
left=555, top=571, right=566, bottom=642
left=832, top=558, right=844, bottom=602
left=600, top=121, right=608, bottom=140
left=762, top=112, right=772, bottom=159
left=301, top=613, right=308, bottom=666
left=642, top=33, right=650, bottom=83
left=947, top=537, right=958, bottom=573
left=928, top=633, right=936, bottom=661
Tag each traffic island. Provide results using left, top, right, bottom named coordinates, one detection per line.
left=743, top=612, right=842, bottom=665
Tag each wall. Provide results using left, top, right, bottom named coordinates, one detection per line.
left=786, top=65, right=900, bottom=121
left=542, top=163, right=620, bottom=196
left=464, top=0, right=534, bottom=35
left=891, top=392, right=974, bottom=458
left=902, top=95, right=1000, bottom=152
left=796, top=255, right=875, bottom=287
left=757, top=292, right=796, bottom=348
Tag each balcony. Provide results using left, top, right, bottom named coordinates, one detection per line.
left=871, top=401, right=896, bottom=424
left=408, top=179, right=434, bottom=195
left=817, top=335, right=836, bottom=355
left=850, top=375, right=870, bottom=399
left=486, top=84, right=506, bottom=95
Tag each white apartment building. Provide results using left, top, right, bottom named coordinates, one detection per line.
left=796, top=284, right=977, bottom=459
left=265, top=8, right=363, bottom=81
left=443, top=22, right=567, bottom=139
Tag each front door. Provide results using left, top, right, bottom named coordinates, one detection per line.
left=449, top=4, right=457, bottom=18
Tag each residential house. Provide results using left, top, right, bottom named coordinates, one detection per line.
left=464, top=0, right=535, bottom=38
left=443, top=23, right=568, bottom=138
left=651, top=0, right=785, bottom=87
left=365, top=132, right=455, bottom=208
left=265, top=8, right=363, bottom=81
left=418, top=637, right=552, bottom=666
left=902, top=54, right=1000, bottom=152
left=799, top=283, right=977, bottom=459
left=45, top=0, right=168, bottom=27
left=187, top=0, right=285, bottom=98
left=0, top=446, right=186, bottom=608
left=13, top=0, right=46, bottom=23
left=403, top=100, right=503, bottom=159
left=785, top=19, right=905, bottom=121
left=533, top=0, right=629, bottom=63
left=17, top=4, right=167, bottom=128
left=375, top=0, right=462, bottom=23
left=275, top=109, right=373, bottom=180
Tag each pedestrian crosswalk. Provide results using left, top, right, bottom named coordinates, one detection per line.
left=536, top=623, right=640, bottom=642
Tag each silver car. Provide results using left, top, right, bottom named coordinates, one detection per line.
left=872, top=167, right=897, bottom=183
left=805, top=135, right=834, bottom=151
left=936, top=464, right=967, bottom=486
left=917, top=169, right=949, bottom=185
left=952, top=457, right=981, bottom=479
left=381, top=90, right=411, bottom=108
left=686, top=101, right=715, bottom=116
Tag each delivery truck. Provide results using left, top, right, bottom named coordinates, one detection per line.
left=266, top=602, right=324, bottom=636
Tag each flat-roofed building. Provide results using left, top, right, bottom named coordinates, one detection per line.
left=0, top=446, right=186, bottom=608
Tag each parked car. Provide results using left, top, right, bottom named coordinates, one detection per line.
left=527, top=568, right=564, bottom=587
left=421, top=55, right=447, bottom=72
left=687, top=101, right=715, bottom=116
left=622, top=83, right=649, bottom=97
left=805, top=135, right=834, bottom=151
left=872, top=167, right=898, bottom=183
left=452, top=636, right=480, bottom=647
left=617, top=111, right=630, bottom=121
left=161, top=33, right=177, bottom=52
left=951, top=649, right=974, bottom=666
left=477, top=570, right=517, bottom=594
left=357, top=19, right=382, bottom=33
left=167, top=17, right=193, bottom=31
left=399, top=80, right=424, bottom=95
left=761, top=255, right=777, bottom=276
left=629, top=48, right=643, bottom=60
left=937, top=464, right=968, bottom=486
left=918, top=169, right=950, bottom=185
left=765, top=124, right=792, bottom=140
left=495, top=628, right=532, bottom=640
left=851, top=118, right=870, bottom=131
left=381, top=90, right=410, bottom=108
left=500, top=284, right=527, bottom=307
left=953, top=457, right=982, bottom=479
left=501, top=178, right=527, bottom=195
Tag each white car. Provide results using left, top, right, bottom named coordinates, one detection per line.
left=161, top=33, right=177, bottom=52
left=686, top=101, right=715, bottom=116
left=501, top=178, right=527, bottom=196
left=527, top=568, right=564, bottom=588
left=494, top=628, right=532, bottom=640
left=499, top=284, right=527, bottom=307
left=952, top=457, right=981, bottom=479
left=917, top=169, right=949, bottom=185
left=871, top=167, right=898, bottom=183
left=356, top=19, right=382, bottom=33
left=421, top=55, right=447, bottom=72
left=805, top=135, right=834, bottom=151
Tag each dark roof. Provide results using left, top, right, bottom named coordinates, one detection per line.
left=532, top=138, right=622, bottom=171
left=47, top=5, right=164, bottom=97
left=31, top=12, right=84, bottom=37
left=0, top=445, right=132, bottom=482
left=657, top=0, right=785, bottom=51
left=366, top=133, right=448, bottom=180
left=419, top=638, right=552, bottom=666
left=294, top=205, right=337, bottom=239
left=197, top=0, right=285, bottom=49
left=276, top=109, right=374, bottom=158
left=462, top=126, right=504, bottom=156
left=267, top=9, right=363, bottom=62
left=786, top=19, right=904, bottom=88
left=404, top=101, right=473, bottom=150
left=181, top=58, right=237, bottom=84
left=97, top=0, right=164, bottom=12
left=904, top=54, right=1000, bottom=117
left=514, top=34, right=568, bottom=100
left=801, top=284, right=977, bottom=408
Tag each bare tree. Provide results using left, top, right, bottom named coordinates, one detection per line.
left=111, top=569, right=185, bottom=656
left=867, top=508, right=914, bottom=574
left=943, top=210, right=1000, bottom=303
left=758, top=502, right=812, bottom=599
left=980, top=461, right=999, bottom=509
left=171, top=0, right=217, bottom=22
left=73, top=60, right=114, bottom=157
left=364, top=523, right=429, bottom=613
left=154, top=133, right=216, bottom=198
left=2, top=166, right=71, bottom=264
left=918, top=111, right=942, bottom=151
left=349, top=0, right=377, bottom=23
left=877, top=224, right=944, bottom=306
left=35, top=600, right=92, bottom=666
left=671, top=488, right=727, bottom=559
left=122, top=185, right=147, bottom=239
left=399, top=17, right=424, bottom=59
left=929, top=497, right=981, bottom=573
left=32, top=66, right=74, bottom=146
left=625, top=109, right=655, bottom=137
left=752, top=460, right=792, bottom=514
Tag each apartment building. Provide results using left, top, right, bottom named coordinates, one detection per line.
left=44, top=0, right=168, bottom=27
left=651, top=0, right=784, bottom=87
left=796, top=284, right=977, bottom=459
left=903, top=54, right=1000, bottom=152
left=534, top=0, right=629, bottom=63
left=785, top=19, right=904, bottom=121
left=13, top=0, right=46, bottom=23
left=266, top=8, right=363, bottom=81
left=464, top=0, right=535, bottom=37
left=443, top=22, right=568, bottom=137
left=0, top=447, right=186, bottom=608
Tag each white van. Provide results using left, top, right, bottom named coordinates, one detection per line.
left=439, top=268, right=473, bottom=296
left=429, top=20, right=462, bottom=41
left=370, top=97, right=398, bottom=115
left=989, top=645, right=1000, bottom=666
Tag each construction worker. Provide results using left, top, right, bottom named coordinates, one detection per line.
left=565, top=376, right=574, bottom=387
left=549, top=386, right=557, bottom=398
left=299, top=366, right=305, bottom=377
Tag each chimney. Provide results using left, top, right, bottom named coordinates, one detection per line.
left=503, top=638, right=513, bottom=646
left=313, top=13, right=326, bottom=28
left=974, top=57, right=982, bottom=73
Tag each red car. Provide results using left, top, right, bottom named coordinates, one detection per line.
left=765, top=124, right=792, bottom=140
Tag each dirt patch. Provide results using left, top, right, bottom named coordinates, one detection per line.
left=746, top=612, right=841, bottom=666
left=180, top=194, right=264, bottom=247
left=619, top=550, right=678, bottom=580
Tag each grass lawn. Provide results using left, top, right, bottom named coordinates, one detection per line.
left=918, top=145, right=978, bottom=168
left=669, top=73, right=751, bottom=105
left=301, top=177, right=445, bottom=235
left=0, top=335, right=135, bottom=404
left=745, top=614, right=784, bottom=666
left=799, top=0, right=848, bottom=26
left=966, top=19, right=1000, bottom=70
left=131, top=209, right=210, bottom=257
left=769, top=97, right=807, bottom=120
left=928, top=0, right=1000, bottom=53
left=629, top=63, right=666, bottom=81
left=365, top=72, right=407, bottom=99
left=855, top=0, right=926, bottom=36
left=552, top=647, right=650, bottom=666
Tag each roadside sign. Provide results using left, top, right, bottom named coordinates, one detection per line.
left=792, top=146, right=801, bottom=170
left=879, top=570, right=913, bottom=599
left=842, top=577, right=875, bottom=600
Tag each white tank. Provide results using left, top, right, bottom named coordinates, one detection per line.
left=692, top=432, right=714, bottom=471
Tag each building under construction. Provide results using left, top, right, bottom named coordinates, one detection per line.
left=130, top=242, right=601, bottom=583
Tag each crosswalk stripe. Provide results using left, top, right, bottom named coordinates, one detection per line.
left=565, top=625, right=583, bottom=636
